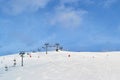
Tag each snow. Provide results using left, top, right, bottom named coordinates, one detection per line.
left=0, top=51, right=120, bottom=80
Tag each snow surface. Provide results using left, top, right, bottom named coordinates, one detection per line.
left=0, top=51, right=120, bottom=80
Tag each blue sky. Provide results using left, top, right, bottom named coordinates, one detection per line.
left=0, top=0, right=120, bottom=55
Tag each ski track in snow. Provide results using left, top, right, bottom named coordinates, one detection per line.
left=0, top=51, right=120, bottom=80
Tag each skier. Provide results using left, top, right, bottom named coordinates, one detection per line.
left=29, top=54, right=32, bottom=58
left=68, top=54, right=71, bottom=57
left=5, top=65, right=8, bottom=71
left=13, top=59, right=16, bottom=67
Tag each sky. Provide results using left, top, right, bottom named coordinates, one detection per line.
left=0, top=0, right=120, bottom=55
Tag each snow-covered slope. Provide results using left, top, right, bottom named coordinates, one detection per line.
left=0, top=51, right=120, bottom=80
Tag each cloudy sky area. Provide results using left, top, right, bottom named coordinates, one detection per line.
left=0, top=0, right=120, bottom=55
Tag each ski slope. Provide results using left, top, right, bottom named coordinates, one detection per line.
left=0, top=51, right=120, bottom=80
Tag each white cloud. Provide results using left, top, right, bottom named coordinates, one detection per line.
left=59, top=0, right=118, bottom=9
left=1, top=0, right=50, bottom=15
left=103, top=0, right=118, bottom=8
left=60, top=0, right=79, bottom=4
left=60, top=0, right=94, bottom=4
left=0, top=0, right=88, bottom=28
left=50, top=5, right=87, bottom=28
